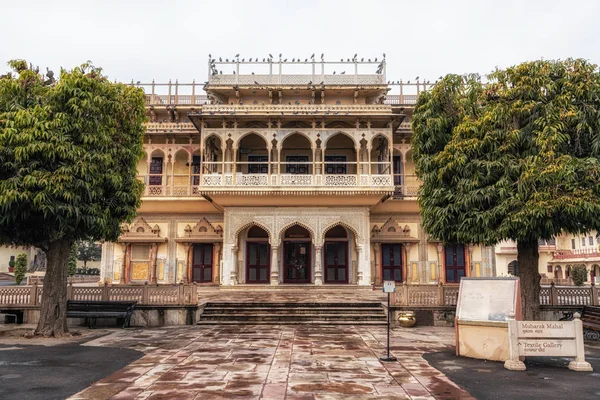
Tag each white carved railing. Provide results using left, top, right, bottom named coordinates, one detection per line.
left=202, top=174, right=223, bottom=186
left=280, top=174, right=313, bottom=186
left=370, top=175, right=392, bottom=186
left=0, top=283, right=199, bottom=307
left=392, top=284, right=600, bottom=307
left=236, top=173, right=269, bottom=186
left=139, top=173, right=396, bottom=196
left=324, top=175, right=357, bottom=186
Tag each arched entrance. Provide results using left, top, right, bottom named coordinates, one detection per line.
left=283, top=225, right=312, bottom=283
left=246, top=226, right=270, bottom=283
left=324, top=225, right=349, bottom=284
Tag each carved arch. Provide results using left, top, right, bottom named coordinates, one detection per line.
left=234, top=221, right=273, bottom=244
left=235, top=131, right=269, bottom=149
left=280, top=131, right=314, bottom=149
left=321, top=221, right=360, bottom=245
left=278, top=221, right=317, bottom=244
left=323, top=131, right=357, bottom=148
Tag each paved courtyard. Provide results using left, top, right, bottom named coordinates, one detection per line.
left=69, top=325, right=471, bottom=400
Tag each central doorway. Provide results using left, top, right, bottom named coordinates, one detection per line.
left=324, top=225, right=349, bottom=284
left=192, top=243, right=213, bottom=283
left=283, top=225, right=311, bottom=283
left=246, top=226, right=270, bottom=283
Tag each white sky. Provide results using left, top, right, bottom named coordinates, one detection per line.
left=1, top=0, right=599, bottom=91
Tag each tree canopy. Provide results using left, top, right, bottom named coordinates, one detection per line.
left=0, top=60, right=146, bottom=335
left=412, top=59, right=600, bottom=319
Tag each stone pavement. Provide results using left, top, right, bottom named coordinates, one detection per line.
left=70, top=325, right=473, bottom=400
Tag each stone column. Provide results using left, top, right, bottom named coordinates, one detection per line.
left=230, top=246, right=238, bottom=285
left=120, top=243, right=129, bottom=285
left=150, top=243, right=158, bottom=284
left=270, top=245, right=279, bottom=285
left=373, top=243, right=381, bottom=285
left=437, top=243, right=444, bottom=283
left=356, top=243, right=371, bottom=285
left=214, top=243, right=221, bottom=284
left=184, top=243, right=192, bottom=284
left=314, top=245, right=323, bottom=285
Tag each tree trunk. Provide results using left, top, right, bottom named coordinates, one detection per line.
left=35, top=238, right=72, bottom=337
left=518, top=237, right=540, bottom=321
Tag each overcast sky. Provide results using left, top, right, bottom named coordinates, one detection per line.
left=2, top=0, right=599, bottom=92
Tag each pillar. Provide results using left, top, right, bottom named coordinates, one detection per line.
left=214, top=243, right=221, bottom=284
left=230, top=246, right=238, bottom=284
left=315, top=245, right=323, bottom=285
left=150, top=243, right=158, bottom=284
left=120, top=243, right=129, bottom=284
left=357, top=244, right=370, bottom=285
left=270, top=245, right=279, bottom=285
left=184, top=243, right=192, bottom=284
left=437, top=243, right=445, bottom=283
left=373, top=243, right=381, bottom=285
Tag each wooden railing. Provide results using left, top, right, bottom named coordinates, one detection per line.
left=392, top=283, right=600, bottom=307
left=0, top=283, right=199, bottom=308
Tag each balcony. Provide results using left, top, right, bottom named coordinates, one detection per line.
left=138, top=172, right=394, bottom=197
left=553, top=249, right=600, bottom=261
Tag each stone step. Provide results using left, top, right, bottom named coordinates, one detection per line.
left=196, top=320, right=388, bottom=326
left=200, top=314, right=387, bottom=322
left=204, top=302, right=383, bottom=308
left=202, top=307, right=384, bottom=315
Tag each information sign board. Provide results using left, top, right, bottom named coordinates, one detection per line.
left=505, top=315, right=593, bottom=372
left=383, top=281, right=396, bottom=293
left=456, top=277, right=520, bottom=322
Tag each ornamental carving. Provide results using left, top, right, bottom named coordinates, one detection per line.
left=371, top=217, right=417, bottom=243
left=224, top=207, right=369, bottom=247
left=175, top=217, right=223, bottom=243
left=119, top=217, right=167, bottom=243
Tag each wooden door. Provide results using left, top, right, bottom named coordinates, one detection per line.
left=247, top=242, right=270, bottom=283
left=444, top=244, right=465, bottom=283
left=192, top=244, right=213, bottom=283
left=284, top=242, right=311, bottom=283
left=324, top=241, right=348, bottom=283
left=382, top=243, right=403, bottom=282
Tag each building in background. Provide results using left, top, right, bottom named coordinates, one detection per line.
left=99, top=55, right=496, bottom=287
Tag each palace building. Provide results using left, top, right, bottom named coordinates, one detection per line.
left=98, top=56, right=497, bottom=287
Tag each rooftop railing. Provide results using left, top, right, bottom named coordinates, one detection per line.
left=136, top=81, right=427, bottom=106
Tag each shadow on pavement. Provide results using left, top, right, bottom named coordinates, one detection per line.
left=0, top=336, right=142, bottom=400
left=424, top=346, right=600, bottom=400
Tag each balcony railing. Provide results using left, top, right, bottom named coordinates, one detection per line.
left=138, top=173, right=395, bottom=196
left=553, top=249, right=600, bottom=260
left=135, top=81, right=426, bottom=107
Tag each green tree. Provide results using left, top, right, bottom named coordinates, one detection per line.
left=68, top=243, right=77, bottom=277
left=13, top=253, right=27, bottom=284
left=570, top=265, right=588, bottom=286
left=412, top=59, right=600, bottom=320
left=0, top=60, right=146, bottom=336
left=76, top=240, right=101, bottom=271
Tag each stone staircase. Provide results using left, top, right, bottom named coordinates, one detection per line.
left=197, top=302, right=388, bottom=325
left=582, top=306, right=600, bottom=335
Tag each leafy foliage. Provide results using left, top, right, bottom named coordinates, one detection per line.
left=412, top=59, right=600, bottom=319
left=13, top=253, right=27, bottom=284
left=570, top=265, right=588, bottom=286
left=76, top=240, right=102, bottom=269
left=0, top=60, right=146, bottom=336
left=68, top=244, right=77, bottom=277
left=0, top=61, right=146, bottom=248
